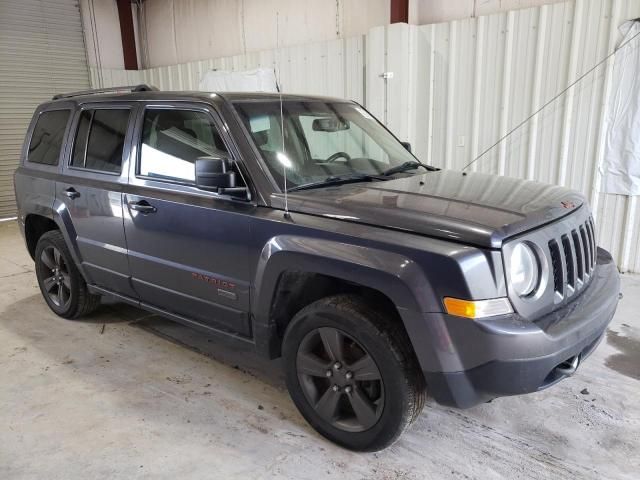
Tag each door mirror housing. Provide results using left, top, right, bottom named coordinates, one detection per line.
left=400, top=141, right=411, bottom=152
left=195, top=156, right=236, bottom=191
left=195, top=156, right=250, bottom=199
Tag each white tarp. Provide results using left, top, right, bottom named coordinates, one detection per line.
left=199, top=68, right=279, bottom=93
left=601, top=20, right=640, bottom=195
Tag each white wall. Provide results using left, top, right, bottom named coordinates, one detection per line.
left=410, top=0, right=569, bottom=24
left=89, top=0, right=640, bottom=273
left=138, top=0, right=389, bottom=67
left=82, top=0, right=569, bottom=69
left=90, top=35, right=366, bottom=101
left=79, top=0, right=124, bottom=69
left=370, top=1, right=640, bottom=272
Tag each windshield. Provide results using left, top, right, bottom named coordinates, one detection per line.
left=232, top=100, right=419, bottom=190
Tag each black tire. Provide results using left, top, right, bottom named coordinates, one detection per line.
left=282, top=294, right=426, bottom=451
left=34, top=230, right=100, bottom=319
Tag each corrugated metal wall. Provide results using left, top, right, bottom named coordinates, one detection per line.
left=90, top=36, right=365, bottom=103
left=0, top=0, right=90, bottom=218
left=90, top=0, right=640, bottom=272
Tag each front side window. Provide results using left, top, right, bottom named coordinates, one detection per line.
left=139, top=109, right=229, bottom=183
left=71, top=109, right=130, bottom=173
left=232, top=100, right=417, bottom=190
left=28, top=110, right=70, bottom=166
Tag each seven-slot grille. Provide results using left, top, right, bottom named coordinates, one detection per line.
left=548, top=217, right=597, bottom=298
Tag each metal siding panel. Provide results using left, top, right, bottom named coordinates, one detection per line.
left=365, top=26, right=386, bottom=121
left=90, top=0, right=640, bottom=272
left=386, top=24, right=411, bottom=145
left=0, top=0, right=89, bottom=218
left=413, top=25, right=432, bottom=164
left=505, top=8, right=537, bottom=180
left=345, top=36, right=365, bottom=103
left=430, top=21, right=451, bottom=169
left=453, top=19, right=475, bottom=170
left=444, top=20, right=457, bottom=170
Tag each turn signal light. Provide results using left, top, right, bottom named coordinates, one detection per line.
left=443, top=297, right=513, bottom=319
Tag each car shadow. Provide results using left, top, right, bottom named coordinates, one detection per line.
left=132, top=314, right=286, bottom=390
left=6, top=294, right=286, bottom=389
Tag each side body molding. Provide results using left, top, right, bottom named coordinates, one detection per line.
left=251, top=235, right=435, bottom=357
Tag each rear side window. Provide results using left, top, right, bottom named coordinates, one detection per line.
left=139, top=109, right=228, bottom=183
left=71, top=109, right=130, bottom=173
left=28, top=110, right=70, bottom=165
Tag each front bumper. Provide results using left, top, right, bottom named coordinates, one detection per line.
left=422, top=247, right=620, bottom=408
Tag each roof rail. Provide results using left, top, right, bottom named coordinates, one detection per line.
left=52, top=84, right=158, bottom=100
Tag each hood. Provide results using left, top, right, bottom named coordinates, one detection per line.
left=275, top=170, right=586, bottom=248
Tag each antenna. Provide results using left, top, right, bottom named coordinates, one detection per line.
left=276, top=11, right=290, bottom=219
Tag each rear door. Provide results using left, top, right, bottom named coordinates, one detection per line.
left=57, top=102, right=136, bottom=297
left=123, top=102, right=254, bottom=336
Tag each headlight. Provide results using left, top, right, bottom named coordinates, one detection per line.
left=510, top=242, right=539, bottom=297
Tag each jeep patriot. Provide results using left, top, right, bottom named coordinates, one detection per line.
left=14, top=85, right=620, bottom=451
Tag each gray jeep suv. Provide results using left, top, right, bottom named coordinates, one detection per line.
left=14, top=85, right=620, bottom=451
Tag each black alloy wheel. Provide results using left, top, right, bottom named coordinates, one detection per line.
left=39, top=245, right=72, bottom=310
left=296, top=326, right=384, bottom=432
left=34, top=230, right=100, bottom=318
left=283, top=295, right=426, bottom=451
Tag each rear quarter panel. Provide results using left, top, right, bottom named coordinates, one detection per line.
left=14, top=101, right=76, bottom=238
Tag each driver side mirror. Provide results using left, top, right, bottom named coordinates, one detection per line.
left=195, top=156, right=235, bottom=191
left=400, top=141, right=411, bottom=152
left=195, top=156, right=248, bottom=199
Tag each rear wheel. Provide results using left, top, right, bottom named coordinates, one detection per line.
left=283, top=295, right=426, bottom=451
left=34, top=230, right=100, bottom=318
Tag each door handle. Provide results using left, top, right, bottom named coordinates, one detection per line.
left=64, top=187, right=80, bottom=199
left=128, top=200, right=157, bottom=214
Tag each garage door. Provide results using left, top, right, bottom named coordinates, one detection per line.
left=0, top=0, right=89, bottom=218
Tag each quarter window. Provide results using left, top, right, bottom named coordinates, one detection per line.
left=71, top=109, right=130, bottom=173
left=139, top=109, right=229, bottom=183
left=28, top=110, right=70, bottom=166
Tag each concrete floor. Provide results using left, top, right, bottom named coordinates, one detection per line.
left=0, top=221, right=638, bottom=480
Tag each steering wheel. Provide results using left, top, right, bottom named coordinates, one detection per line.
left=326, top=151, right=352, bottom=163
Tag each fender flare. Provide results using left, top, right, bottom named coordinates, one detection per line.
left=50, top=199, right=89, bottom=281
left=251, top=235, right=437, bottom=359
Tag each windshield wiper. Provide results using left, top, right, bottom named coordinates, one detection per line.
left=287, top=173, right=384, bottom=192
left=381, top=161, right=435, bottom=177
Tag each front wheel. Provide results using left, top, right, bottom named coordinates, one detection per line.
left=282, top=295, right=426, bottom=451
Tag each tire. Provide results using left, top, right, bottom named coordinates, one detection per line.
left=34, top=230, right=100, bottom=319
left=282, top=294, right=426, bottom=451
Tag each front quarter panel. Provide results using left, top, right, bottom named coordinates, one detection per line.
left=249, top=209, right=508, bottom=372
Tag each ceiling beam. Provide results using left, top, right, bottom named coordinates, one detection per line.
left=116, top=0, right=138, bottom=70
left=390, top=0, right=409, bottom=24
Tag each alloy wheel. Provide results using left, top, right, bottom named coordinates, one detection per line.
left=296, top=326, right=384, bottom=432
left=40, top=245, right=71, bottom=309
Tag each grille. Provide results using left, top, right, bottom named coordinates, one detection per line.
left=561, top=235, right=575, bottom=288
left=548, top=239, right=564, bottom=297
left=549, top=217, right=597, bottom=298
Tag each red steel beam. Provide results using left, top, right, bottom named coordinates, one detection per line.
left=390, top=0, right=409, bottom=23
left=116, top=0, right=138, bottom=70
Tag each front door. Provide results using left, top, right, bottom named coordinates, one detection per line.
left=123, top=104, right=254, bottom=336
left=57, top=104, right=136, bottom=298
